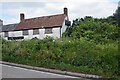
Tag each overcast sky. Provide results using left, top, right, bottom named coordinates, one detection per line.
left=0, top=0, right=119, bottom=25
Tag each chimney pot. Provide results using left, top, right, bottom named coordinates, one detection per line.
left=20, top=13, right=25, bottom=21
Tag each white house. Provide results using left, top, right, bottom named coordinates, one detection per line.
left=0, top=8, right=71, bottom=40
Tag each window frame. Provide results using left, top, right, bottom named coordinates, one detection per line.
left=45, top=28, right=53, bottom=34
left=23, top=30, right=29, bottom=35
left=33, top=29, right=39, bottom=35
left=4, top=31, right=8, bottom=37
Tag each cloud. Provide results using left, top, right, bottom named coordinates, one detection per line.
left=1, top=0, right=67, bottom=2
left=0, top=0, right=119, bottom=25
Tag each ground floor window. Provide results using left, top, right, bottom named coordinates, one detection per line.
left=8, top=36, right=24, bottom=40
left=23, top=30, right=29, bottom=35
left=33, top=29, right=39, bottom=35
left=4, top=32, right=8, bottom=37
left=45, top=28, right=52, bottom=34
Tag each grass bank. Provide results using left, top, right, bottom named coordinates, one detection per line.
left=1, top=38, right=119, bottom=78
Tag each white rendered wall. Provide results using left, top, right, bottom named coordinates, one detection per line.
left=0, top=32, right=4, bottom=37
left=0, top=32, right=7, bottom=40
left=61, top=17, right=68, bottom=36
left=9, top=31, right=22, bottom=37
left=1, top=16, right=69, bottom=40
left=1, top=27, right=61, bottom=40
left=39, top=29, right=45, bottom=39
left=52, top=27, right=60, bottom=38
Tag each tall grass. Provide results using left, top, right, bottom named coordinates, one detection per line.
left=1, top=37, right=118, bottom=78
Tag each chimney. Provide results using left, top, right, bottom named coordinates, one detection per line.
left=0, top=19, right=3, bottom=26
left=20, top=13, right=25, bottom=21
left=64, top=7, right=68, bottom=16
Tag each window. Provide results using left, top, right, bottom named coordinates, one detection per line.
left=23, top=30, right=28, bottom=35
left=65, top=20, right=71, bottom=26
left=8, top=36, right=24, bottom=40
left=33, top=29, right=39, bottom=35
left=4, top=32, right=8, bottom=37
left=45, top=28, right=52, bottom=34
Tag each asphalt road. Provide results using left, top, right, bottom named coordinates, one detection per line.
left=1, top=64, right=84, bottom=78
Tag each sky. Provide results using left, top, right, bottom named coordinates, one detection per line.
left=0, top=0, right=119, bottom=25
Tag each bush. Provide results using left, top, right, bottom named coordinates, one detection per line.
left=1, top=38, right=118, bottom=78
left=1, top=16, right=119, bottom=78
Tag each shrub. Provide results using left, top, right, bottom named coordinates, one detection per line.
left=2, top=38, right=118, bottom=78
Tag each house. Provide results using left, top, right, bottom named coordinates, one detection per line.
left=0, top=8, right=71, bottom=40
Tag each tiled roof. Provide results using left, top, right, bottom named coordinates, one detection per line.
left=16, top=14, right=66, bottom=30
left=1, top=24, right=18, bottom=32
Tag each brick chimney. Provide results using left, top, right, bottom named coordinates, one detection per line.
left=20, top=13, right=25, bottom=21
left=64, top=7, right=68, bottom=16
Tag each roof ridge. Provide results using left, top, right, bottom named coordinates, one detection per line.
left=24, top=13, right=65, bottom=21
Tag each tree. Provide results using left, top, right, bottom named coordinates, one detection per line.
left=63, top=16, right=118, bottom=44
left=118, top=2, right=120, bottom=27
left=114, top=1, right=120, bottom=27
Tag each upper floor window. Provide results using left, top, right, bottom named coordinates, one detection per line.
left=23, top=30, right=28, bottom=35
left=4, top=32, right=8, bottom=37
left=33, top=29, right=39, bottom=35
left=45, top=28, right=52, bottom=34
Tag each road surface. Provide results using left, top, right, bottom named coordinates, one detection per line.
left=1, top=64, right=85, bottom=78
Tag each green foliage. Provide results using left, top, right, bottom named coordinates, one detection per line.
left=62, top=16, right=119, bottom=77
left=1, top=15, right=119, bottom=78
left=63, top=16, right=118, bottom=44
left=2, top=38, right=118, bottom=78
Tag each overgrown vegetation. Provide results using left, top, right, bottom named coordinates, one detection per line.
left=1, top=15, right=119, bottom=78
left=63, top=16, right=118, bottom=43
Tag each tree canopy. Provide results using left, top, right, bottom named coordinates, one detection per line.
left=63, top=16, right=118, bottom=44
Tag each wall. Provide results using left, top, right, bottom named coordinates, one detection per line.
left=0, top=32, right=4, bottom=38
left=0, top=32, right=7, bottom=40
left=0, top=27, right=61, bottom=40
left=52, top=27, right=61, bottom=38
left=61, top=17, right=68, bottom=36
left=0, top=16, right=69, bottom=40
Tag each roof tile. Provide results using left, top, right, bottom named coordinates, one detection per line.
left=16, top=14, right=66, bottom=30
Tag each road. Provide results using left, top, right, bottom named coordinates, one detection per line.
left=1, top=64, right=85, bottom=78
